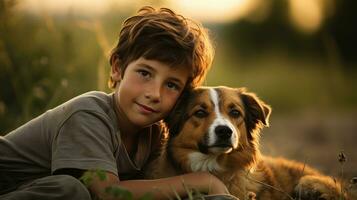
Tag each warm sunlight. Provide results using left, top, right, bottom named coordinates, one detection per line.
left=19, top=0, right=334, bottom=28
left=288, top=0, right=324, bottom=33
left=170, top=0, right=259, bottom=23
left=20, top=0, right=260, bottom=23
left=20, top=0, right=112, bottom=15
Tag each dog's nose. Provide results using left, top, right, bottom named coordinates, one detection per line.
left=215, top=125, right=232, bottom=139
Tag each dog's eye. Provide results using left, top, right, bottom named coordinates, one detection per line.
left=229, top=109, right=241, bottom=118
left=193, top=109, right=208, bottom=118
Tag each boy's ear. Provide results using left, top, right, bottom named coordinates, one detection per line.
left=111, top=57, right=122, bottom=82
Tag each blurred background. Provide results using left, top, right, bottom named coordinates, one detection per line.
left=1, top=0, right=356, bottom=181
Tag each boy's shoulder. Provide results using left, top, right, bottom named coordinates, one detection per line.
left=64, top=91, right=112, bottom=108
left=48, top=91, right=115, bottom=120
left=69, top=91, right=112, bottom=108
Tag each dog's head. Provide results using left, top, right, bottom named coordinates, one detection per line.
left=164, top=86, right=271, bottom=173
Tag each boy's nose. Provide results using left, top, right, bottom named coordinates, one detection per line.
left=144, top=84, right=161, bottom=102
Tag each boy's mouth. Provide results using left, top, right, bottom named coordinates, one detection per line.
left=135, top=102, right=159, bottom=113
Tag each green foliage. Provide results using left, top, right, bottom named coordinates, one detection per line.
left=105, top=186, right=134, bottom=200
left=0, top=1, right=111, bottom=134
left=80, top=169, right=108, bottom=186
left=80, top=169, right=153, bottom=200
left=138, top=192, right=154, bottom=200
left=79, top=169, right=207, bottom=200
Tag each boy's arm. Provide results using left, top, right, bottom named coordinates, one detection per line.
left=87, top=171, right=229, bottom=200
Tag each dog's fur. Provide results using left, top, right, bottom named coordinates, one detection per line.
left=145, top=86, right=347, bottom=200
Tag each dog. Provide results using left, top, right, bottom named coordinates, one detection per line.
left=145, top=86, right=347, bottom=200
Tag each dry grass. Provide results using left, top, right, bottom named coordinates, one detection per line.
left=260, top=111, right=357, bottom=198
left=261, top=111, right=357, bottom=179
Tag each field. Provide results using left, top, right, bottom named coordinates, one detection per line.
left=1, top=0, right=356, bottom=192
left=262, top=112, right=357, bottom=181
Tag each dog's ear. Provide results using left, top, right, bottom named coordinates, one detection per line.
left=164, top=89, right=193, bottom=137
left=239, top=88, right=271, bottom=137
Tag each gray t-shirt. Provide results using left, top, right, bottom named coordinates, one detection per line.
left=0, top=91, right=163, bottom=192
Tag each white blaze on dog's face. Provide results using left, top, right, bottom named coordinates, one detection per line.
left=207, top=88, right=241, bottom=154
left=167, top=86, right=256, bottom=173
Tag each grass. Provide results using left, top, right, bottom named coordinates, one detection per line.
left=80, top=170, right=208, bottom=200
left=1, top=2, right=355, bottom=198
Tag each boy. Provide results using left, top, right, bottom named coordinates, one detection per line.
left=0, top=6, right=230, bottom=200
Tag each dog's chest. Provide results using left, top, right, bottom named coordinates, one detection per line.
left=188, top=152, right=223, bottom=172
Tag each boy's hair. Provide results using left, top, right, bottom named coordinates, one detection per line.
left=108, top=6, right=214, bottom=89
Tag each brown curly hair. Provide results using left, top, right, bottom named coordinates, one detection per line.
left=108, top=6, right=214, bottom=89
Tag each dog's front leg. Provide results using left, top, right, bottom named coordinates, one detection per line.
left=293, top=175, right=346, bottom=200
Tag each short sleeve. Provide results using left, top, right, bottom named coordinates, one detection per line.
left=51, top=111, right=119, bottom=175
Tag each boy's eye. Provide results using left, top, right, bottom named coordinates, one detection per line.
left=166, top=82, right=180, bottom=91
left=137, top=70, right=150, bottom=78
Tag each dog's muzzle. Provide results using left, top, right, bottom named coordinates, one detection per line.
left=215, top=125, right=233, bottom=140
left=212, top=125, right=234, bottom=152
left=199, top=125, right=236, bottom=154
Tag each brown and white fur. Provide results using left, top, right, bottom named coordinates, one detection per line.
left=146, top=86, right=347, bottom=200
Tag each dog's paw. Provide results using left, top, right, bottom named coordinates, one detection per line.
left=246, top=191, right=256, bottom=200
left=294, top=188, right=328, bottom=200
left=293, top=175, right=344, bottom=200
left=190, top=194, right=240, bottom=200
left=347, top=177, right=357, bottom=200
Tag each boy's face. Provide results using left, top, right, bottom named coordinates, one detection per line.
left=112, top=57, right=190, bottom=128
